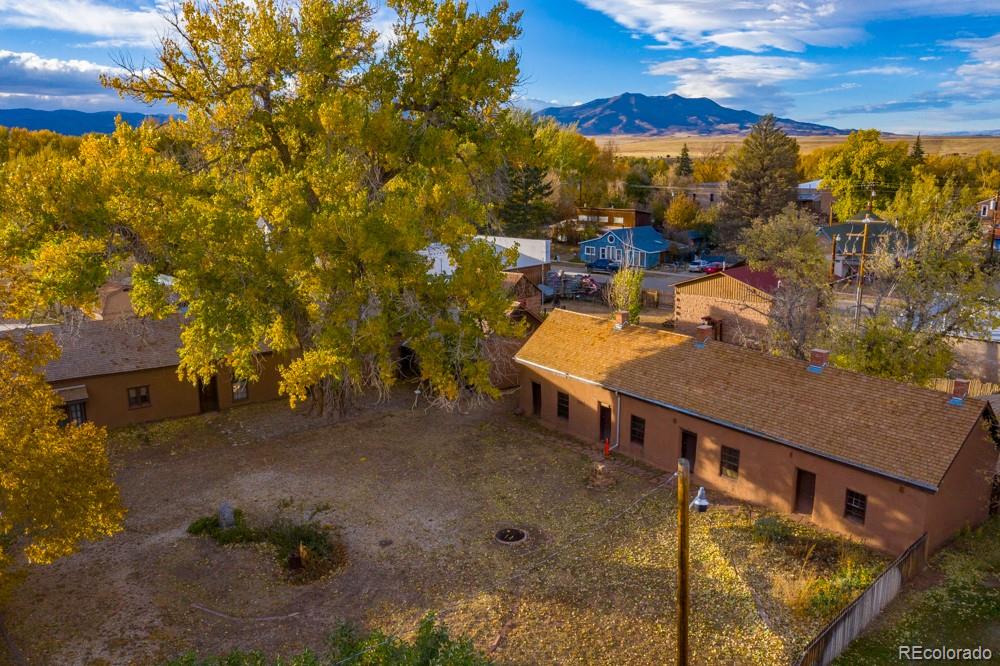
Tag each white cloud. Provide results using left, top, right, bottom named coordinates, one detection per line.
left=0, top=1, right=170, bottom=45
left=919, top=55, right=942, bottom=61
left=941, top=32, right=1000, bottom=100
left=576, top=1, right=993, bottom=53
left=0, top=49, right=135, bottom=110
left=846, top=66, right=918, bottom=75
left=647, top=55, right=820, bottom=113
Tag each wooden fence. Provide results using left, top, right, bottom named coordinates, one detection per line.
left=929, top=377, right=1000, bottom=398
left=794, top=534, right=928, bottom=666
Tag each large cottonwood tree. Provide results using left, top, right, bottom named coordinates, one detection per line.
left=45, top=0, right=524, bottom=414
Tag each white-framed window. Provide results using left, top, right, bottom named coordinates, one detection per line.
left=615, top=248, right=623, bottom=261
left=232, top=377, right=249, bottom=402
left=584, top=246, right=595, bottom=256
left=614, top=216, right=624, bottom=225
left=599, top=216, right=609, bottom=223
left=599, top=247, right=608, bottom=259
left=606, top=234, right=615, bottom=244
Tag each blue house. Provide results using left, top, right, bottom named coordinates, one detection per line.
left=579, top=226, right=672, bottom=269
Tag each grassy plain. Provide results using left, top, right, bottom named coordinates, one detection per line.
left=597, top=135, right=1000, bottom=158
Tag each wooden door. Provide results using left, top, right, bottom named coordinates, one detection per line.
left=598, top=403, right=612, bottom=443
left=681, top=430, right=697, bottom=467
left=198, top=376, right=220, bottom=413
left=795, top=469, right=816, bottom=515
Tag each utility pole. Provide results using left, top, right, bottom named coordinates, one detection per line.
left=830, top=233, right=840, bottom=280
left=990, top=189, right=999, bottom=263
left=677, top=458, right=690, bottom=666
left=853, top=186, right=876, bottom=328
left=853, top=221, right=870, bottom=328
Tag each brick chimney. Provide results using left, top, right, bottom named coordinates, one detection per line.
left=694, top=324, right=713, bottom=348
left=807, top=349, right=830, bottom=373
left=613, top=310, right=629, bottom=330
left=949, top=378, right=970, bottom=406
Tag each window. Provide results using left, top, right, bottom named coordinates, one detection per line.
left=232, top=377, right=249, bottom=402
left=709, top=193, right=715, bottom=202
left=556, top=391, right=569, bottom=420
left=599, top=247, right=608, bottom=259
left=127, top=385, right=151, bottom=409
left=61, top=401, right=87, bottom=426
left=630, top=415, right=645, bottom=445
left=614, top=248, right=623, bottom=261
left=720, top=446, right=740, bottom=479
left=584, top=246, right=595, bottom=256
left=614, top=216, right=624, bottom=224
left=844, top=489, right=867, bottom=524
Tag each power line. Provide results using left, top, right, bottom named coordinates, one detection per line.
left=333, top=471, right=680, bottom=664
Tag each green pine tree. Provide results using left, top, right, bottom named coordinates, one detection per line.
left=676, top=144, right=694, bottom=178
left=500, top=164, right=553, bottom=237
left=719, top=114, right=800, bottom=244
left=909, top=134, right=925, bottom=166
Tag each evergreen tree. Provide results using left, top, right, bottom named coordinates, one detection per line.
left=909, top=134, right=925, bottom=166
left=675, top=144, right=694, bottom=178
left=720, top=114, right=799, bottom=244
left=499, top=164, right=553, bottom=236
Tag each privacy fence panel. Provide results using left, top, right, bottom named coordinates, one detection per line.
left=795, top=533, right=927, bottom=666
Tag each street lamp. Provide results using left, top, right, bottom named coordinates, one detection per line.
left=677, top=458, right=709, bottom=666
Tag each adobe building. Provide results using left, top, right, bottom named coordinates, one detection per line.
left=673, top=266, right=779, bottom=346
left=15, top=316, right=286, bottom=428
left=516, top=309, right=999, bottom=554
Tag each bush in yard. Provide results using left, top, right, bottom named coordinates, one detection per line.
left=752, top=516, right=793, bottom=544
left=166, top=614, right=491, bottom=665
left=803, top=560, right=878, bottom=617
left=187, top=509, right=345, bottom=582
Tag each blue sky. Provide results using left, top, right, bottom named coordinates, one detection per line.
left=0, top=1, right=997, bottom=133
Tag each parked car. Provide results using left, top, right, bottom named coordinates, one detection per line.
left=687, top=259, right=710, bottom=272
left=586, top=258, right=620, bottom=274
left=703, top=262, right=725, bottom=274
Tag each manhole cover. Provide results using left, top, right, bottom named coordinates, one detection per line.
left=495, top=528, right=527, bottom=545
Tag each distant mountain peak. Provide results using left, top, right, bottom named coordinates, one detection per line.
left=0, top=108, right=174, bottom=136
left=535, top=93, right=844, bottom=137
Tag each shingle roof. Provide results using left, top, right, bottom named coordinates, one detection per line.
left=674, top=266, right=781, bottom=296
left=515, top=310, right=989, bottom=490
left=7, top=317, right=182, bottom=381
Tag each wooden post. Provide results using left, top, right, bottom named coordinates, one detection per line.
left=677, top=458, right=690, bottom=666
left=853, top=221, right=870, bottom=328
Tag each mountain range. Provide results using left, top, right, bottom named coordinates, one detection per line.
left=0, top=108, right=173, bottom=135
left=535, top=92, right=847, bottom=136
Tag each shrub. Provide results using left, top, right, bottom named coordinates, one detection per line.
left=752, top=516, right=793, bottom=544
left=803, top=561, right=878, bottom=617
left=166, top=614, right=491, bottom=665
left=187, top=508, right=345, bottom=581
left=187, top=509, right=258, bottom=545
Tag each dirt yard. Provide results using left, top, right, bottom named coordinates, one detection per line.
left=3, top=394, right=884, bottom=665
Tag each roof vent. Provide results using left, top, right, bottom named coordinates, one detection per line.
left=807, top=349, right=830, bottom=374
left=613, top=310, right=630, bottom=330
left=948, top=378, right=970, bottom=406
left=694, top=324, right=713, bottom=348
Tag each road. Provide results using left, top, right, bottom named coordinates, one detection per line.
left=549, top=261, right=695, bottom=294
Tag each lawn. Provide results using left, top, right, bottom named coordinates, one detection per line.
left=3, top=394, right=886, bottom=665
left=835, top=518, right=1000, bottom=664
